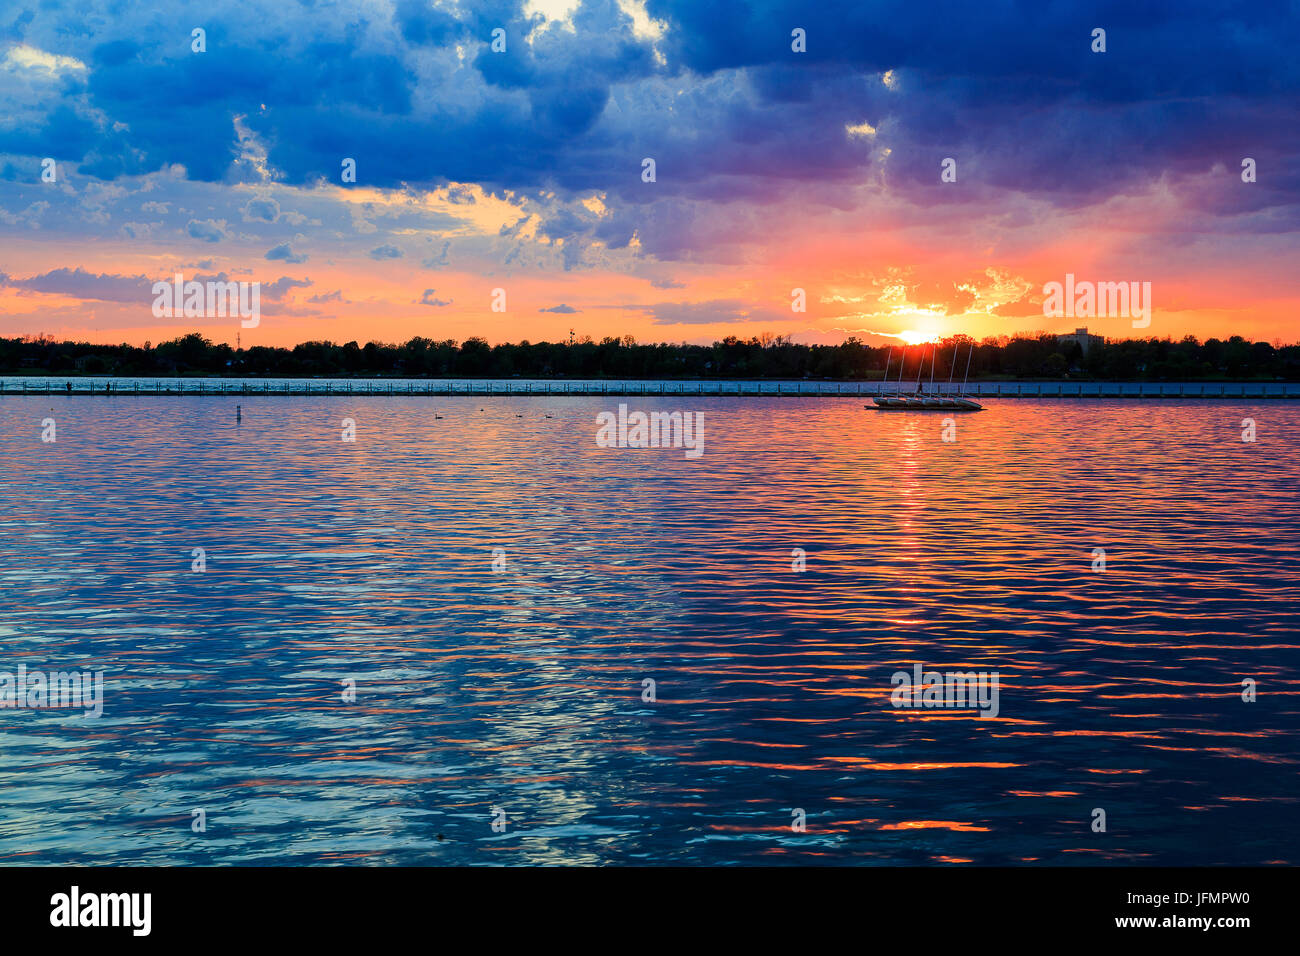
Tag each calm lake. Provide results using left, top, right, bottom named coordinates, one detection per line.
left=1, top=396, right=1296, bottom=865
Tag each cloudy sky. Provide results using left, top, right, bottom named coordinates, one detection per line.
left=0, top=0, right=1296, bottom=348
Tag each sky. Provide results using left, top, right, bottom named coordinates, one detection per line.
left=0, top=0, right=1296, bottom=349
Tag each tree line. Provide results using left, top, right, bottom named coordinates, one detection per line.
left=1, top=332, right=1296, bottom=381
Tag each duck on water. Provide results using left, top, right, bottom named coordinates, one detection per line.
left=868, top=342, right=983, bottom=411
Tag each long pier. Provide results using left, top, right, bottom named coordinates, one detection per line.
left=2, top=379, right=1298, bottom=398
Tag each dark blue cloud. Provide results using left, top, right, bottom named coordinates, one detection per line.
left=91, top=40, right=141, bottom=68
left=186, top=219, right=226, bottom=242
left=393, top=0, right=465, bottom=46
left=265, top=243, right=307, bottom=263
left=262, top=276, right=311, bottom=299
left=243, top=198, right=280, bottom=222
left=0, top=105, right=99, bottom=160
left=2, top=0, right=1296, bottom=234
left=638, top=299, right=779, bottom=325
left=1, top=267, right=152, bottom=301
left=0, top=267, right=308, bottom=304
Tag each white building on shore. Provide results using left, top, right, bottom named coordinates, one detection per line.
left=1056, top=327, right=1106, bottom=355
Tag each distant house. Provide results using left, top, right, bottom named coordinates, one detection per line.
left=1056, top=327, right=1105, bottom=355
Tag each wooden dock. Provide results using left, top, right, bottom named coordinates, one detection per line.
left=2, top=379, right=1297, bottom=398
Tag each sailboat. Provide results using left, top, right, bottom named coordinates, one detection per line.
left=868, top=341, right=983, bottom=411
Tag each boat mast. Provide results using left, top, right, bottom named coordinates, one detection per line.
left=961, top=340, right=974, bottom=395
left=915, top=344, right=925, bottom=394
left=948, top=342, right=956, bottom=395
left=929, top=345, right=936, bottom=392
left=898, top=345, right=907, bottom=394
left=881, top=346, right=892, bottom=395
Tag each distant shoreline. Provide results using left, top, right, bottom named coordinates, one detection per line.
left=4, top=332, right=1296, bottom=384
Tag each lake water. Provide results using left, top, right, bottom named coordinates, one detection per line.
left=1, top=396, right=1296, bottom=865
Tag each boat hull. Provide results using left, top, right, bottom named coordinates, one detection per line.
left=868, top=397, right=983, bottom=411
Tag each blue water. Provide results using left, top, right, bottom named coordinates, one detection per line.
left=1, top=396, right=1297, bottom=865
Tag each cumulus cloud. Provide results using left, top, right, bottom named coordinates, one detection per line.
left=265, top=243, right=308, bottom=263
left=242, top=197, right=280, bottom=222
left=186, top=219, right=227, bottom=243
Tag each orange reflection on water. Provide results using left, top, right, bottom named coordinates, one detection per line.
left=880, top=821, right=991, bottom=832
left=1007, top=791, right=1080, bottom=798
left=825, top=758, right=1021, bottom=771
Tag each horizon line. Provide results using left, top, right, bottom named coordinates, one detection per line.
left=8, top=330, right=1299, bottom=350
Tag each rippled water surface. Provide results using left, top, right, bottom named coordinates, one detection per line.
left=1, top=396, right=1297, bottom=865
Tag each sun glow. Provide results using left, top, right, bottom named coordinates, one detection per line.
left=898, top=328, right=940, bottom=344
